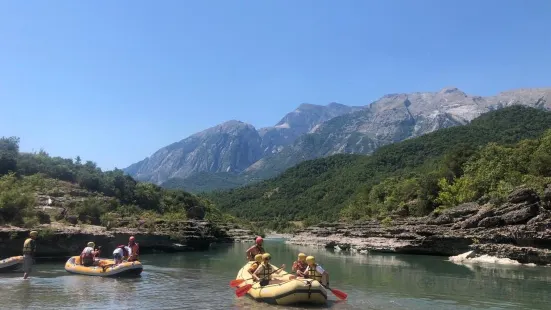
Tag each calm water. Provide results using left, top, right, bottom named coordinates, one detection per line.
left=1, top=239, right=550, bottom=309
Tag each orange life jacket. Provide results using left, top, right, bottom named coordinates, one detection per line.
left=248, top=262, right=259, bottom=274
left=128, top=243, right=139, bottom=261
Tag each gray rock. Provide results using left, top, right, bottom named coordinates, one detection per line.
left=508, top=187, right=540, bottom=204
left=443, top=202, right=480, bottom=218
left=428, top=214, right=454, bottom=225
left=460, top=205, right=495, bottom=229
left=501, top=204, right=539, bottom=224
left=478, top=216, right=502, bottom=228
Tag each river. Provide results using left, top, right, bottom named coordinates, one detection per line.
left=1, top=239, right=550, bottom=309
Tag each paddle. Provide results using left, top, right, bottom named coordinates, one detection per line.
left=235, top=264, right=285, bottom=297
left=230, top=263, right=286, bottom=287
left=319, top=282, right=348, bottom=300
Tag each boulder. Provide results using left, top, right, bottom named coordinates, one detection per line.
left=460, top=205, right=495, bottom=229
left=440, top=202, right=480, bottom=218
left=186, top=205, right=206, bottom=220
left=66, top=215, right=78, bottom=225
left=478, top=216, right=502, bottom=228
left=427, top=214, right=454, bottom=225
left=508, top=187, right=540, bottom=204
left=501, top=204, right=539, bottom=225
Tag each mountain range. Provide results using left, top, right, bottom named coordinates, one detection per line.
left=124, top=87, right=551, bottom=191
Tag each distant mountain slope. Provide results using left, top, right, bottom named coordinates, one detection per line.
left=243, top=87, right=551, bottom=181
left=258, top=102, right=363, bottom=155
left=126, top=87, right=551, bottom=191
left=125, top=120, right=263, bottom=184
left=205, top=106, right=551, bottom=222
left=125, top=102, right=361, bottom=184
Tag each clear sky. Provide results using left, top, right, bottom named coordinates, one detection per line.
left=1, top=0, right=550, bottom=170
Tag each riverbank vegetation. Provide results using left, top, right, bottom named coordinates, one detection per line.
left=205, top=106, right=551, bottom=228
left=0, top=138, right=236, bottom=229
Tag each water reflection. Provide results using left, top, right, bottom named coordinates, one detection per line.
left=1, top=241, right=550, bottom=309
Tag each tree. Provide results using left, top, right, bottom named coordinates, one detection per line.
left=0, top=136, right=20, bottom=175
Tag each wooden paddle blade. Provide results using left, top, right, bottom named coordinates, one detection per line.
left=330, top=288, right=348, bottom=300
left=229, top=279, right=245, bottom=287
left=235, top=284, right=252, bottom=297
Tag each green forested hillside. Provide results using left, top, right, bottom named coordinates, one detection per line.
left=205, top=106, right=551, bottom=227
left=161, top=172, right=259, bottom=193
left=0, top=137, right=231, bottom=228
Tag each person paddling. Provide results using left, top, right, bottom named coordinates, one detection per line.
left=303, top=256, right=329, bottom=286
left=247, top=254, right=263, bottom=274
left=245, top=236, right=265, bottom=261
left=252, top=253, right=285, bottom=286
left=292, top=253, right=308, bottom=277
left=80, top=242, right=100, bottom=266
left=113, top=245, right=132, bottom=265
left=127, top=236, right=139, bottom=262
left=22, top=231, right=38, bottom=279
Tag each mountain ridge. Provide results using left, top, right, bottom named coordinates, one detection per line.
left=126, top=102, right=360, bottom=184
left=125, top=87, right=551, bottom=190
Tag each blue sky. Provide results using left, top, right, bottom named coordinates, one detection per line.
left=1, top=0, right=550, bottom=170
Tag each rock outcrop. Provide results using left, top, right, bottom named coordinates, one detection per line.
left=288, top=186, right=551, bottom=265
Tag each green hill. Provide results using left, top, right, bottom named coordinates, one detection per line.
left=161, top=172, right=261, bottom=193
left=0, top=138, right=233, bottom=228
left=205, top=106, right=551, bottom=227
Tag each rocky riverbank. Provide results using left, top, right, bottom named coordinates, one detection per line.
left=0, top=220, right=254, bottom=259
left=288, top=186, right=551, bottom=265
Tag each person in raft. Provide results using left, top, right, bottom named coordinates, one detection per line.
left=80, top=242, right=100, bottom=266
left=127, top=236, right=139, bottom=262
left=291, top=253, right=308, bottom=278
left=303, top=256, right=329, bottom=286
left=246, top=236, right=265, bottom=261
left=22, top=230, right=38, bottom=279
left=113, top=245, right=132, bottom=265
left=252, top=253, right=285, bottom=286
left=247, top=254, right=263, bottom=274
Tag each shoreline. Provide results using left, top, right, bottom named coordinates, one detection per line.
left=0, top=220, right=254, bottom=259
left=287, top=187, right=551, bottom=266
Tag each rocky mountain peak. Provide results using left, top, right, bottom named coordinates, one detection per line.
left=125, top=86, right=551, bottom=190
left=439, top=86, right=465, bottom=95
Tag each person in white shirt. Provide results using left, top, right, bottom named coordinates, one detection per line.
left=304, top=256, right=329, bottom=286
left=80, top=242, right=100, bottom=266
left=112, top=245, right=132, bottom=265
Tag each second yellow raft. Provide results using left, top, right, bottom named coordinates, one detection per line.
left=235, top=261, right=327, bottom=305
left=0, top=256, right=23, bottom=272
left=65, top=256, right=143, bottom=277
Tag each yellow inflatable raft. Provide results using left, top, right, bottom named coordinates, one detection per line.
left=0, top=256, right=24, bottom=272
left=234, top=261, right=327, bottom=305
left=65, top=256, right=143, bottom=277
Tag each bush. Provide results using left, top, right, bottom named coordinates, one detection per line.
left=36, top=210, right=51, bottom=224
left=73, top=198, right=112, bottom=225
left=0, top=173, right=36, bottom=225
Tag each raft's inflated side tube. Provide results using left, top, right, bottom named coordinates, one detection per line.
left=64, top=256, right=142, bottom=277
left=234, top=262, right=327, bottom=305
left=0, top=256, right=24, bottom=272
